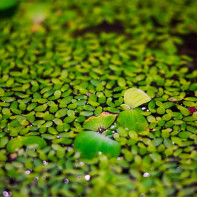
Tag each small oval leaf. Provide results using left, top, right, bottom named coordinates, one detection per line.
left=22, top=136, right=47, bottom=148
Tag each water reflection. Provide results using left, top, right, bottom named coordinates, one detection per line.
left=3, top=191, right=12, bottom=197
left=85, top=175, right=91, bottom=181
left=143, top=172, right=150, bottom=177
left=43, top=160, right=48, bottom=165
left=64, top=178, right=69, bottom=184
left=25, top=170, right=31, bottom=174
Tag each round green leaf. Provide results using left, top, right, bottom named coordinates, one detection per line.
left=117, top=109, right=149, bottom=132
left=74, top=131, right=121, bottom=159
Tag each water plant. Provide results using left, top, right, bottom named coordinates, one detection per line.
left=0, top=0, right=197, bottom=196
left=117, top=88, right=151, bottom=131
left=74, top=131, right=120, bottom=159
left=74, top=88, right=150, bottom=158
left=74, top=112, right=120, bottom=159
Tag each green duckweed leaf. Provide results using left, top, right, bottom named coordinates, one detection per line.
left=124, top=88, right=151, bottom=109
left=22, top=136, right=47, bottom=148
left=6, top=137, right=23, bottom=153
left=6, top=136, right=47, bottom=153
left=83, top=112, right=117, bottom=131
left=74, top=131, right=121, bottom=159
left=26, top=3, right=50, bottom=23
left=117, top=109, right=149, bottom=132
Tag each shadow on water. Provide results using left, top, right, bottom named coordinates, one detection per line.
left=178, top=33, right=197, bottom=70
left=72, top=20, right=125, bottom=36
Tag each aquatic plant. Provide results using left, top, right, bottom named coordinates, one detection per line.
left=117, top=88, right=151, bottom=131
left=74, top=112, right=120, bottom=158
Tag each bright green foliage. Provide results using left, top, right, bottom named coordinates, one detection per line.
left=74, top=131, right=121, bottom=159
left=25, top=3, right=50, bottom=23
left=22, top=136, right=47, bottom=148
left=0, top=0, right=197, bottom=196
left=0, top=0, right=16, bottom=10
left=6, top=137, right=23, bottom=153
left=7, top=136, right=47, bottom=153
left=83, top=112, right=117, bottom=131
left=117, top=109, right=149, bottom=132
left=122, top=88, right=151, bottom=109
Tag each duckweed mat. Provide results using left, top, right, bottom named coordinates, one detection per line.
left=0, top=0, right=197, bottom=196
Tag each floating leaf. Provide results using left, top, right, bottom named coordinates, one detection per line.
left=120, top=104, right=130, bottom=111
left=124, top=88, right=151, bottom=109
left=6, top=137, right=23, bottom=153
left=74, top=131, right=120, bottom=159
left=22, top=136, right=47, bottom=148
left=83, top=112, right=117, bottom=131
left=117, top=109, right=149, bottom=132
left=6, top=136, right=47, bottom=153
left=26, top=3, right=50, bottom=23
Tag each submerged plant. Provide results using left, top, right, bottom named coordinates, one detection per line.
left=117, top=88, right=151, bottom=131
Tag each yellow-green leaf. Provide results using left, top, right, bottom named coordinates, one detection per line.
left=124, top=88, right=151, bottom=109
left=83, top=112, right=117, bottom=131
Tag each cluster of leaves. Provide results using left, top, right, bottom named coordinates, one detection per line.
left=74, top=88, right=150, bottom=159
left=0, top=0, right=197, bottom=196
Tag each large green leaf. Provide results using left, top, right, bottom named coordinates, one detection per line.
left=123, top=88, right=151, bottom=109
left=83, top=112, right=117, bottom=131
left=117, top=109, right=149, bottom=132
left=74, top=131, right=121, bottom=159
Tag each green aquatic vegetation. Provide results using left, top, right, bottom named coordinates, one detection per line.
left=75, top=88, right=150, bottom=158
left=74, top=112, right=119, bottom=158
left=0, top=0, right=17, bottom=10
left=117, top=109, right=149, bottom=131
left=121, top=88, right=151, bottom=110
left=0, top=0, right=197, bottom=196
left=83, top=112, right=117, bottom=131
left=7, top=136, right=47, bottom=153
left=74, top=131, right=120, bottom=159
left=118, top=88, right=151, bottom=131
left=25, top=2, right=50, bottom=23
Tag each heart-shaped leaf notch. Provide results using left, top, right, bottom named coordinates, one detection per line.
left=83, top=112, right=117, bottom=132
left=121, top=88, right=151, bottom=110
left=74, top=112, right=120, bottom=159
left=118, top=88, right=151, bottom=132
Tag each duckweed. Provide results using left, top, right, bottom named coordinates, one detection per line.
left=0, top=0, right=197, bottom=196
